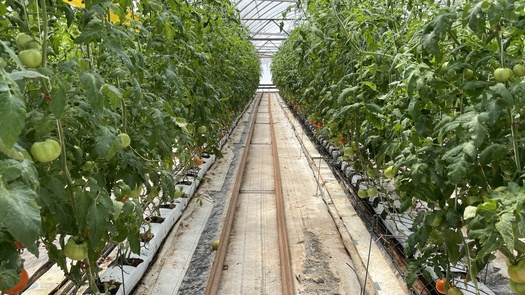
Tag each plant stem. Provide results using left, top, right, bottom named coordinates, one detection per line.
left=86, top=265, right=101, bottom=295
left=460, top=232, right=480, bottom=294
left=509, top=108, right=521, bottom=173
left=40, top=0, right=49, bottom=68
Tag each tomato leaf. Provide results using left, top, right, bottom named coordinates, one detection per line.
left=0, top=159, right=39, bottom=189
left=0, top=72, right=26, bottom=148
left=50, top=81, right=67, bottom=118
left=466, top=2, right=486, bottom=35
left=9, top=70, right=49, bottom=81
left=94, top=127, right=121, bottom=160
left=496, top=212, right=515, bottom=255
left=337, top=87, right=356, bottom=104
left=87, top=199, right=110, bottom=250
left=479, top=144, right=507, bottom=165
left=101, top=84, right=122, bottom=109
left=447, top=158, right=468, bottom=184
left=0, top=182, right=41, bottom=249
left=443, top=228, right=462, bottom=266
left=80, top=72, right=104, bottom=112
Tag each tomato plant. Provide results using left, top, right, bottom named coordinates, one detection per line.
left=271, top=0, right=525, bottom=292
left=0, top=0, right=260, bottom=291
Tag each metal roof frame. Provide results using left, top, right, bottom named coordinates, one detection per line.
left=233, top=0, right=300, bottom=58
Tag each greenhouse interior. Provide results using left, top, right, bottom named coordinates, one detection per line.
left=1, top=0, right=525, bottom=294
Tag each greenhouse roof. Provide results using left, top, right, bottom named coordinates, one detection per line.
left=233, top=0, right=300, bottom=58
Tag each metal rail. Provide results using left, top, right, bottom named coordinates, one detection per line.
left=204, top=92, right=294, bottom=295
left=268, top=92, right=295, bottom=295
left=204, top=93, right=261, bottom=295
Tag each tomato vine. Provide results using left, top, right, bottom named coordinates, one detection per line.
left=0, top=0, right=260, bottom=291
left=272, top=0, right=525, bottom=292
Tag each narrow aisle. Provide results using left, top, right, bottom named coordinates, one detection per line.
left=217, top=93, right=362, bottom=294
left=217, top=94, right=283, bottom=294
left=269, top=93, right=361, bottom=295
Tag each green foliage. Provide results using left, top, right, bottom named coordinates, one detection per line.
left=0, top=0, right=260, bottom=290
left=272, top=0, right=525, bottom=289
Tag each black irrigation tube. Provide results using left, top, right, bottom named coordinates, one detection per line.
left=286, top=104, right=440, bottom=295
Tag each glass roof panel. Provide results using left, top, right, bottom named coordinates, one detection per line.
left=233, top=0, right=301, bottom=59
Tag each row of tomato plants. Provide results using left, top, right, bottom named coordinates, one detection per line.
left=272, top=0, right=525, bottom=294
left=0, top=0, right=260, bottom=293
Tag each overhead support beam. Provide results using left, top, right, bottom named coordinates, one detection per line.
left=251, top=38, right=288, bottom=41
left=251, top=32, right=288, bottom=36
left=243, top=18, right=296, bottom=21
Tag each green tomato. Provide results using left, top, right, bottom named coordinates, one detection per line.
left=83, top=161, right=94, bottom=170
left=0, top=57, right=7, bottom=68
left=31, top=139, right=61, bottom=162
left=211, top=239, right=220, bottom=251
left=508, top=259, right=525, bottom=283
left=174, top=188, right=183, bottom=198
left=367, top=187, right=378, bottom=197
left=510, top=279, right=525, bottom=295
left=357, top=189, right=368, bottom=198
left=113, top=200, right=124, bottom=220
left=463, top=68, right=474, bottom=80
left=494, top=67, right=511, bottom=82
left=15, top=33, right=33, bottom=50
left=18, top=49, right=42, bottom=68
left=64, top=238, right=88, bottom=260
left=430, top=215, right=443, bottom=227
left=343, top=147, right=355, bottom=157
left=447, top=287, right=463, bottom=295
left=384, top=166, right=397, bottom=178
left=366, top=169, right=379, bottom=177
left=198, top=126, right=207, bottom=134
left=513, top=64, right=525, bottom=77
left=118, top=133, right=131, bottom=148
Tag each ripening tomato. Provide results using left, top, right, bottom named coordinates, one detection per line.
left=436, top=278, right=447, bottom=294
left=2, top=269, right=29, bottom=294
left=194, top=156, right=204, bottom=166
left=508, top=259, right=525, bottom=283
